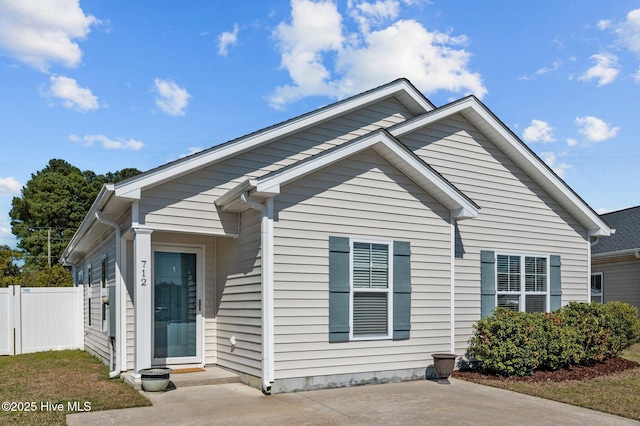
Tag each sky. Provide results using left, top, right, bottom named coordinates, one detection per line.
left=1, top=0, right=640, bottom=248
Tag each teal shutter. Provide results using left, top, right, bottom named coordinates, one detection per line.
left=393, top=241, right=411, bottom=340
left=550, top=255, right=562, bottom=311
left=329, top=236, right=350, bottom=342
left=480, top=251, right=496, bottom=318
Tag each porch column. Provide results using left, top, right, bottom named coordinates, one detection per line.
left=132, top=228, right=153, bottom=379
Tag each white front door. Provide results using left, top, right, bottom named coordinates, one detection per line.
left=152, top=245, right=203, bottom=365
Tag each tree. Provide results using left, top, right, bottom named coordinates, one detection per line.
left=9, top=159, right=141, bottom=271
left=0, top=245, right=21, bottom=287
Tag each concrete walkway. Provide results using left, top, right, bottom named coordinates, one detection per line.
left=67, top=378, right=639, bottom=425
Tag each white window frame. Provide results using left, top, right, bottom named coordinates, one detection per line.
left=591, top=272, right=603, bottom=304
left=349, top=238, right=393, bottom=340
left=101, top=255, right=108, bottom=332
left=495, top=252, right=550, bottom=313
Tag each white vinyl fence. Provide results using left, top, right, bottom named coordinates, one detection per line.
left=0, top=285, right=83, bottom=355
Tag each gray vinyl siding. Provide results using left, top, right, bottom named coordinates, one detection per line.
left=216, top=208, right=263, bottom=378
left=272, top=148, right=452, bottom=380
left=592, top=257, right=640, bottom=313
left=78, top=234, right=116, bottom=365
left=398, top=114, right=590, bottom=354
left=138, top=98, right=414, bottom=235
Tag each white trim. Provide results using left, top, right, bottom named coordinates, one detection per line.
left=390, top=97, right=611, bottom=237
left=115, top=80, right=433, bottom=198
left=348, top=237, right=394, bottom=341
left=218, top=130, right=479, bottom=220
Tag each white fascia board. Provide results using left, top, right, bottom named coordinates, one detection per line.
left=254, top=130, right=478, bottom=219
left=391, top=97, right=611, bottom=236
left=114, top=80, right=432, bottom=198
left=62, top=184, right=115, bottom=262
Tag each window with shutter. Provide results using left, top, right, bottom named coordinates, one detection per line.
left=329, top=237, right=411, bottom=342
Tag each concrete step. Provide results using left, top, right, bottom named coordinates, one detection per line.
left=169, top=367, right=241, bottom=388
left=123, top=367, right=240, bottom=390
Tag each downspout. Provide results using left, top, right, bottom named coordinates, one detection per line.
left=240, top=191, right=275, bottom=394
left=450, top=213, right=456, bottom=355
left=95, top=210, right=122, bottom=379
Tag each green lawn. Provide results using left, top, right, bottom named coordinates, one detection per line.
left=456, top=343, right=640, bottom=421
left=0, top=350, right=150, bottom=425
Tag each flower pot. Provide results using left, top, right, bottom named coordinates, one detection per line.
left=431, top=353, right=457, bottom=384
left=139, top=368, right=172, bottom=392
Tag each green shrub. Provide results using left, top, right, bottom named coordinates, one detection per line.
left=555, top=302, right=614, bottom=364
left=602, top=302, right=640, bottom=351
left=467, top=308, right=544, bottom=376
left=467, top=301, right=640, bottom=376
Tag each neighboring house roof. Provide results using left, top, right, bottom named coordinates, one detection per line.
left=592, top=206, right=640, bottom=257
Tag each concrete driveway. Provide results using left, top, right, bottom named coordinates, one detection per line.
left=67, top=378, right=638, bottom=425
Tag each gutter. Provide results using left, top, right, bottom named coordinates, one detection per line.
left=95, top=210, right=122, bottom=379
left=239, top=191, right=275, bottom=394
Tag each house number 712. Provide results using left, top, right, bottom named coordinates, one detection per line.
left=140, top=260, right=147, bottom=286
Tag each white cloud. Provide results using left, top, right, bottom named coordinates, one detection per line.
left=218, top=23, right=239, bottom=57
left=614, top=8, right=640, bottom=53
left=574, top=116, right=619, bottom=142
left=43, top=75, right=99, bottom=112
left=540, top=152, right=570, bottom=178
left=179, top=147, right=204, bottom=158
left=154, top=78, right=191, bottom=116
left=69, top=134, right=143, bottom=150
left=0, top=176, right=21, bottom=196
left=523, top=120, right=555, bottom=143
left=349, top=0, right=400, bottom=33
left=0, top=0, right=98, bottom=72
left=269, top=0, right=486, bottom=108
left=578, top=53, right=620, bottom=86
left=597, top=20, right=611, bottom=30
left=566, top=137, right=578, bottom=146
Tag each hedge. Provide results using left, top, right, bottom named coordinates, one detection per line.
left=466, top=302, right=640, bottom=376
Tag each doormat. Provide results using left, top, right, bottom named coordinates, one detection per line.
left=171, top=368, right=206, bottom=374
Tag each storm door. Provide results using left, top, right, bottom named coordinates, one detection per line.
left=152, top=246, right=202, bottom=364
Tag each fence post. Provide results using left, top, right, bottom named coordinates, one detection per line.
left=12, top=285, right=21, bottom=355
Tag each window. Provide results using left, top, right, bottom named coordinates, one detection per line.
left=329, top=236, right=411, bottom=342
left=591, top=273, right=603, bottom=303
left=351, top=241, right=392, bottom=338
left=101, top=257, right=107, bottom=289
left=496, top=254, right=549, bottom=313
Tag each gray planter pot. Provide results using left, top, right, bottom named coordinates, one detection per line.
left=139, top=368, right=173, bottom=392
left=432, top=354, right=457, bottom=384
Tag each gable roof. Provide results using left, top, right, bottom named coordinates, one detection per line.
left=389, top=96, right=612, bottom=238
left=113, top=78, right=435, bottom=200
left=592, top=206, right=640, bottom=256
left=215, top=129, right=479, bottom=219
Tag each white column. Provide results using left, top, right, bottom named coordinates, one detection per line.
left=133, top=228, right=153, bottom=379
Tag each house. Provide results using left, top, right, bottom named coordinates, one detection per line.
left=61, top=78, right=612, bottom=393
left=591, top=206, right=640, bottom=312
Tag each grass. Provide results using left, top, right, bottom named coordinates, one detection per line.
left=457, top=343, right=640, bottom=421
left=0, top=350, right=151, bottom=425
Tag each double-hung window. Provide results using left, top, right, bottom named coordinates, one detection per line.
left=591, top=273, right=603, bottom=303
left=351, top=240, right=392, bottom=338
left=496, top=254, right=549, bottom=313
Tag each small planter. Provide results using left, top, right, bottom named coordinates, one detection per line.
left=139, top=368, right=173, bottom=392
left=432, top=353, right=457, bottom=384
